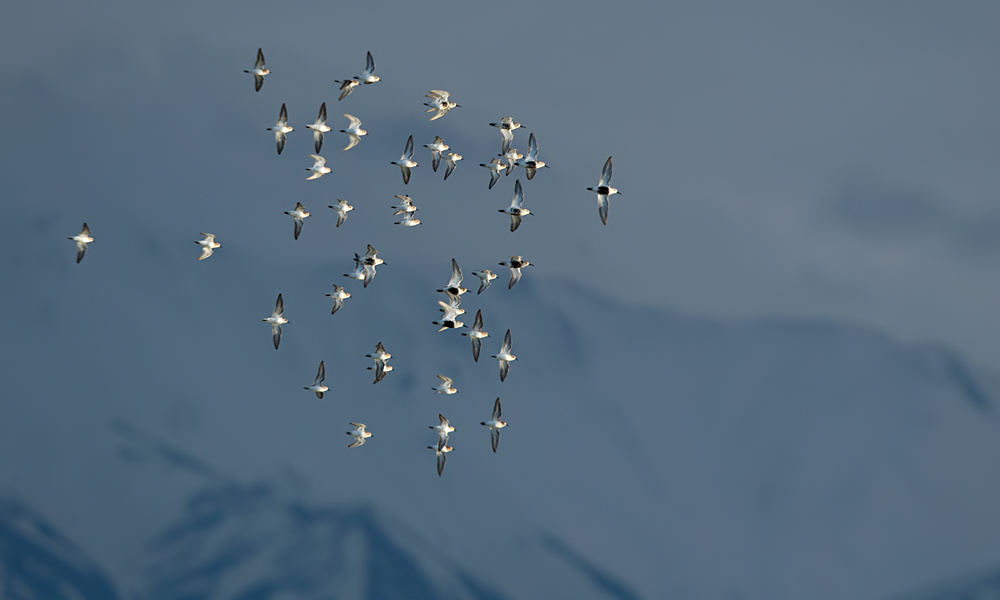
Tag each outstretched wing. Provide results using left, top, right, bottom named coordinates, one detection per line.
left=508, top=267, right=521, bottom=289
left=599, top=156, right=613, bottom=188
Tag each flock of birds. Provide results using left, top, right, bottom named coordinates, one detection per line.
left=67, top=48, right=623, bottom=476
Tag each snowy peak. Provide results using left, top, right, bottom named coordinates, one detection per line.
left=144, top=480, right=504, bottom=600
left=0, top=494, right=120, bottom=600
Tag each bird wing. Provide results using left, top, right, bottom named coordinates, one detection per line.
left=526, top=132, right=538, bottom=162
left=599, top=155, right=613, bottom=187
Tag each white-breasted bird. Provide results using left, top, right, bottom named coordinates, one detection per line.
left=442, top=152, right=462, bottom=180
left=394, top=212, right=421, bottom=227
left=471, top=270, right=498, bottom=294
left=424, top=90, right=460, bottom=121
left=521, top=133, right=548, bottom=180
left=306, top=154, right=330, bottom=180
left=430, top=414, right=455, bottom=443
left=69, top=223, right=93, bottom=264
left=391, top=195, right=417, bottom=215
left=499, top=179, right=531, bottom=232
left=328, top=199, right=353, bottom=227
left=347, top=423, right=372, bottom=447
left=334, top=78, right=359, bottom=101
left=325, top=284, right=351, bottom=315
left=366, top=341, right=391, bottom=361
left=479, top=157, right=506, bottom=190
left=262, top=293, right=288, bottom=350
left=428, top=438, right=453, bottom=476
left=436, top=258, right=468, bottom=296
left=461, top=309, right=490, bottom=362
left=244, top=48, right=269, bottom=92
left=266, top=103, right=293, bottom=155
left=501, top=148, right=523, bottom=176
left=284, top=202, right=310, bottom=240
left=480, top=398, right=507, bottom=453
left=489, top=117, right=525, bottom=154
left=432, top=375, right=458, bottom=395
left=491, top=329, right=516, bottom=382
left=356, top=51, right=380, bottom=84
left=304, top=360, right=328, bottom=399
left=391, top=135, right=418, bottom=184
left=366, top=363, right=393, bottom=383
left=340, top=114, right=367, bottom=151
left=305, top=103, right=331, bottom=154
left=586, top=156, right=621, bottom=225
left=195, top=233, right=220, bottom=261
left=344, top=253, right=365, bottom=281
left=366, top=342, right=391, bottom=383
left=423, top=136, right=449, bottom=172
left=498, top=256, right=532, bottom=289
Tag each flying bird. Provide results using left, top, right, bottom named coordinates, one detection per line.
left=501, top=147, right=523, bottom=176
left=437, top=290, right=465, bottom=318
left=424, top=90, right=460, bottom=121
left=461, top=309, right=490, bottom=362
left=305, top=154, right=330, bottom=180
left=433, top=290, right=465, bottom=331
left=325, top=284, right=351, bottom=315
left=432, top=375, right=458, bottom=395
left=366, top=363, right=393, bottom=383
left=284, top=202, right=310, bottom=239
left=521, top=133, right=548, bottom=180
left=344, top=253, right=365, bottom=282
left=334, top=78, right=359, bottom=101
left=391, top=195, right=417, bottom=215
left=195, top=233, right=220, bottom=261
left=479, top=157, right=506, bottom=190
left=430, top=414, right=455, bottom=443
left=423, top=136, right=449, bottom=172
left=302, top=103, right=331, bottom=154
left=266, top=103, right=293, bottom=155
left=489, top=117, right=525, bottom=154
left=328, top=199, right=353, bottom=227
left=244, top=48, right=269, bottom=92
left=442, top=152, right=462, bottom=180
left=262, top=293, right=288, bottom=350
left=347, top=423, right=372, bottom=447
left=366, top=342, right=391, bottom=382
left=436, top=258, right=468, bottom=296
left=69, top=223, right=93, bottom=264
left=480, top=398, right=507, bottom=453
left=586, top=156, right=621, bottom=225
left=356, top=51, right=380, bottom=84
left=428, top=438, right=453, bottom=476
left=471, top=270, right=497, bottom=294
left=358, top=245, right=384, bottom=288
left=498, top=256, right=532, bottom=289
left=340, top=114, right=367, bottom=151
left=394, top=211, right=421, bottom=227
left=304, top=360, right=328, bottom=399
left=391, top=135, right=418, bottom=184
left=366, top=342, right=392, bottom=362
left=499, top=179, right=531, bottom=232
left=491, top=329, right=516, bottom=382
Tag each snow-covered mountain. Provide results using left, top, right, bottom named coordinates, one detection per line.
left=0, top=494, right=119, bottom=599
left=2, top=214, right=1000, bottom=598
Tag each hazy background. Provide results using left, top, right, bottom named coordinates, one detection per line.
left=1, top=1, right=999, bottom=599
